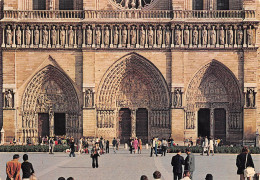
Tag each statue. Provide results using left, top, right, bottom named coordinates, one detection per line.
left=85, top=89, right=93, bottom=107
left=227, top=26, right=233, bottom=45
left=219, top=26, right=225, bottom=45
left=140, top=26, right=146, bottom=46
left=131, top=0, right=136, bottom=8
left=237, top=26, right=243, bottom=45
left=184, top=26, right=189, bottom=45
left=16, top=26, right=22, bottom=45
left=113, top=26, right=119, bottom=45
left=60, top=26, right=65, bottom=46
left=122, top=26, right=127, bottom=47
left=51, top=26, right=57, bottom=45
left=175, top=27, right=181, bottom=45
left=192, top=26, right=198, bottom=45
left=202, top=26, right=207, bottom=45
left=104, top=26, right=110, bottom=46
left=125, top=0, right=129, bottom=9
left=247, top=26, right=253, bottom=45
left=5, top=89, right=13, bottom=108
left=87, top=26, right=92, bottom=45
left=49, top=0, right=54, bottom=10
left=157, top=26, right=162, bottom=46
left=96, top=26, right=101, bottom=45
left=77, top=26, right=82, bottom=46
left=173, top=89, right=182, bottom=107
left=6, top=25, right=12, bottom=45
left=25, top=26, right=31, bottom=45
left=138, top=0, right=142, bottom=9
left=165, top=26, right=171, bottom=46
left=210, top=27, right=216, bottom=45
left=34, top=26, right=39, bottom=45
left=68, top=26, right=74, bottom=46
left=148, top=26, right=154, bottom=46
left=248, top=89, right=255, bottom=107
left=43, top=26, right=48, bottom=45
left=130, top=26, right=136, bottom=45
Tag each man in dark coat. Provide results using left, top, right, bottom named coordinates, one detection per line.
left=236, top=146, right=254, bottom=179
left=184, top=148, right=195, bottom=179
left=69, top=139, right=75, bottom=157
left=171, top=149, right=185, bottom=180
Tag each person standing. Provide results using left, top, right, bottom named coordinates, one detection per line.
left=112, top=137, right=117, bottom=153
left=171, top=149, right=185, bottom=180
left=91, top=143, right=100, bottom=168
left=49, top=137, right=54, bottom=154
left=69, top=139, right=76, bottom=157
left=161, top=138, right=168, bottom=156
left=133, top=138, right=138, bottom=154
left=21, top=154, right=34, bottom=180
left=129, top=138, right=133, bottom=154
left=78, top=137, right=83, bottom=154
left=236, top=146, right=255, bottom=180
left=202, top=136, right=208, bottom=155
left=138, top=138, right=142, bottom=154
left=184, top=148, right=195, bottom=179
left=105, top=140, right=109, bottom=154
left=6, top=154, right=21, bottom=180
left=154, top=138, right=158, bottom=157
left=208, top=137, right=214, bottom=156
left=150, top=138, right=155, bottom=157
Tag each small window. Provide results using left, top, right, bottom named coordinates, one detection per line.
left=217, top=0, right=229, bottom=10
left=59, top=0, right=74, bottom=10
left=193, top=0, right=203, bottom=10
left=33, top=0, right=46, bottom=10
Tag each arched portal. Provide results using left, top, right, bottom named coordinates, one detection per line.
left=186, top=60, right=242, bottom=142
left=97, top=53, right=171, bottom=141
left=21, top=65, right=80, bottom=142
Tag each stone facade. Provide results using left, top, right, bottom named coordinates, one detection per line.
left=0, top=0, right=259, bottom=144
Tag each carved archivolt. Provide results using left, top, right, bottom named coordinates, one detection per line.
left=186, top=60, right=242, bottom=129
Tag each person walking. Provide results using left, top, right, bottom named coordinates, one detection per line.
left=6, top=154, right=21, bottom=180
left=112, top=137, right=117, bottom=153
left=184, top=148, right=195, bottom=179
left=105, top=140, right=109, bottom=153
left=49, top=137, right=54, bottom=154
left=201, top=136, right=208, bottom=155
left=91, top=143, right=100, bottom=168
left=21, top=154, right=35, bottom=180
left=154, top=138, right=158, bottom=157
left=133, top=138, right=138, bottom=154
left=171, top=149, right=185, bottom=180
left=161, top=138, right=168, bottom=156
left=236, top=146, right=255, bottom=180
left=150, top=138, right=155, bottom=157
left=138, top=138, right=142, bottom=154
left=69, top=139, right=76, bottom=157
left=78, top=137, right=83, bottom=154
left=208, top=137, right=214, bottom=156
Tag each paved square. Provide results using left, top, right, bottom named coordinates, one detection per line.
left=0, top=147, right=259, bottom=180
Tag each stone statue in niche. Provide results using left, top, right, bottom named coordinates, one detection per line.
left=130, top=26, right=136, bottom=45
left=34, top=26, right=39, bottom=45
left=247, top=26, right=253, bottom=45
left=51, top=26, right=57, bottom=45
left=184, top=26, right=189, bottom=45
left=122, top=26, right=127, bottom=47
left=210, top=26, right=216, bottom=45
left=104, top=26, right=110, bottom=46
left=68, top=26, right=74, bottom=46
left=175, top=27, right=181, bottom=45
left=148, top=26, right=154, bottom=46
left=192, top=26, right=198, bottom=45
left=157, top=26, right=162, bottom=46
left=43, top=26, right=48, bottom=45
left=60, top=26, right=65, bottom=46
left=6, top=25, right=12, bottom=45
left=237, top=26, right=243, bottom=45
left=247, top=89, right=255, bottom=108
left=219, top=26, right=225, bottom=45
left=202, top=26, right=207, bottom=45
left=16, top=26, right=22, bottom=45
left=140, top=26, right=146, bottom=46
left=173, top=89, right=182, bottom=108
left=96, top=26, right=101, bottom=46
left=5, top=89, right=13, bottom=108
left=49, top=0, right=54, bottom=10
left=77, top=26, right=82, bottom=46
left=165, top=26, right=171, bottom=46
left=87, top=26, right=92, bottom=45
left=227, top=26, right=233, bottom=45
left=85, top=89, right=93, bottom=108
left=113, top=26, right=119, bottom=45
left=25, top=26, right=31, bottom=45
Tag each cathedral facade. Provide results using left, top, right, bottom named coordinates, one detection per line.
left=0, top=0, right=259, bottom=144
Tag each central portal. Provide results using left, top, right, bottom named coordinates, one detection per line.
left=54, top=113, right=66, bottom=136
left=119, top=108, right=131, bottom=143
left=198, top=109, right=210, bottom=137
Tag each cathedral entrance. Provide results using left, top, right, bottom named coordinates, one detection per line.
left=38, top=113, right=49, bottom=137
left=54, top=113, right=66, bottom=136
left=136, top=108, right=148, bottom=143
left=119, top=108, right=131, bottom=143
left=198, top=109, right=210, bottom=138
left=214, top=108, right=226, bottom=141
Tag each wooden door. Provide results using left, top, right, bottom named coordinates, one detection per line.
left=54, top=113, right=66, bottom=135
left=38, top=113, right=49, bottom=137
left=198, top=109, right=210, bottom=137
left=119, top=108, right=131, bottom=144
left=214, top=108, right=226, bottom=141
left=136, top=108, right=148, bottom=144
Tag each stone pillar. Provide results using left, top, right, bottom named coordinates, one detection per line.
left=74, top=26, right=77, bottom=48
left=82, top=25, right=86, bottom=48
left=48, top=26, right=51, bottom=48
left=243, top=25, right=247, bottom=48
left=198, top=25, right=202, bottom=48
left=136, top=25, right=140, bottom=48
left=92, top=25, right=96, bottom=48
left=216, top=25, right=220, bottom=48
left=131, top=109, right=136, bottom=138
left=234, top=25, right=237, bottom=48
left=154, top=26, right=157, bottom=48
left=49, top=110, right=54, bottom=137
left=118, top=26, right=122, bottom=48
left=171, top=25, right=175, bottom=48
left=127, top=25, right=131, bottom=48
left=30, top=25, right=34, bottom=48
left=210, top=108, right=214, bottom=138
left=162, top=26, right=165, bottom=48
left=1, top=128, right=4, bottom=144
left=22, top=25, right=25, bottom=48
left=1, top=25, right=5, bottom=47
left=181, top=25, right=184, bottom=47
left=254, top=27, right=258, bottom=47
left=207, top=25, right=211, bottom=48
left=12, top=25, right=16, bottom=48
left=101, top=25, right=104, bottom=48
left=65, top=26, right=68, bottom=48
left=39, top=25, right=43, bottom=48
left=110, top=25, right=113, bottom=48
left=189, top=25, right=193, bottom=48
left=225, top=25, right=228, bottom=48
left=145, top=25, right=148, bottom=48
left=56, top=26, right=60, bottom=48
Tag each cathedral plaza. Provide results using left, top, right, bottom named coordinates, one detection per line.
left=0, top=0, right=259, bottom=146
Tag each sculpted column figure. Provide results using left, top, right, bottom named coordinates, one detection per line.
left=219, top=26, right=225, bottom=46
left=87, top=26, right=92, bottom=46
left=68, top=26, right=74, bottom=46
left=114, top=26, right=119, bottom=47
left=39, top=25, right=43, bottom=48
left=34, top=26, right=39, bottom=45
left=202, top=26, right=207, bottom=46
left=82, top=26, right=86, bottom=47
left=77, top=26, right=82, bottom=47
left=16, top=26, right=22, bottom=46
left=51, top=26, right=57, bottom=47
left=25, top=26, right=31, bottom=46
left=140, top=26, right=146, bottom=47
left=157, top=26, right=162, bottom=47
left=104, top=26, right=110, bottom=47
left=43, top=26, right=48, bottom=46
left=96, top=26, right=101, bottom=47
left=60, top=26, right=65, bottom=46
left=48, top=26, right=51, bottom=48
left=130, top=26, right=136, bottom=46
left=122, top=26, right=127, bottom=47
left=148, top=26, right=154, bottom=47
left=228, top=26, right=233, bottom=46
left=210, top=26, right=216, bottom=46
left=6, top=25, right=12, bottom=46
left=175, top=26, right=181, bottom=46
left=247, top=26, right=253, bottom=46
left=193, top=26, right=198, bottom=46
left=237, top=26, right=243, bottom=46
left=183, top=26, right=189, bottom=46
left=30, top=26, right=34, bottom=48
left=12, top=26, right=16, bottom=48
left=165, top=26, right=171, bottom=47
